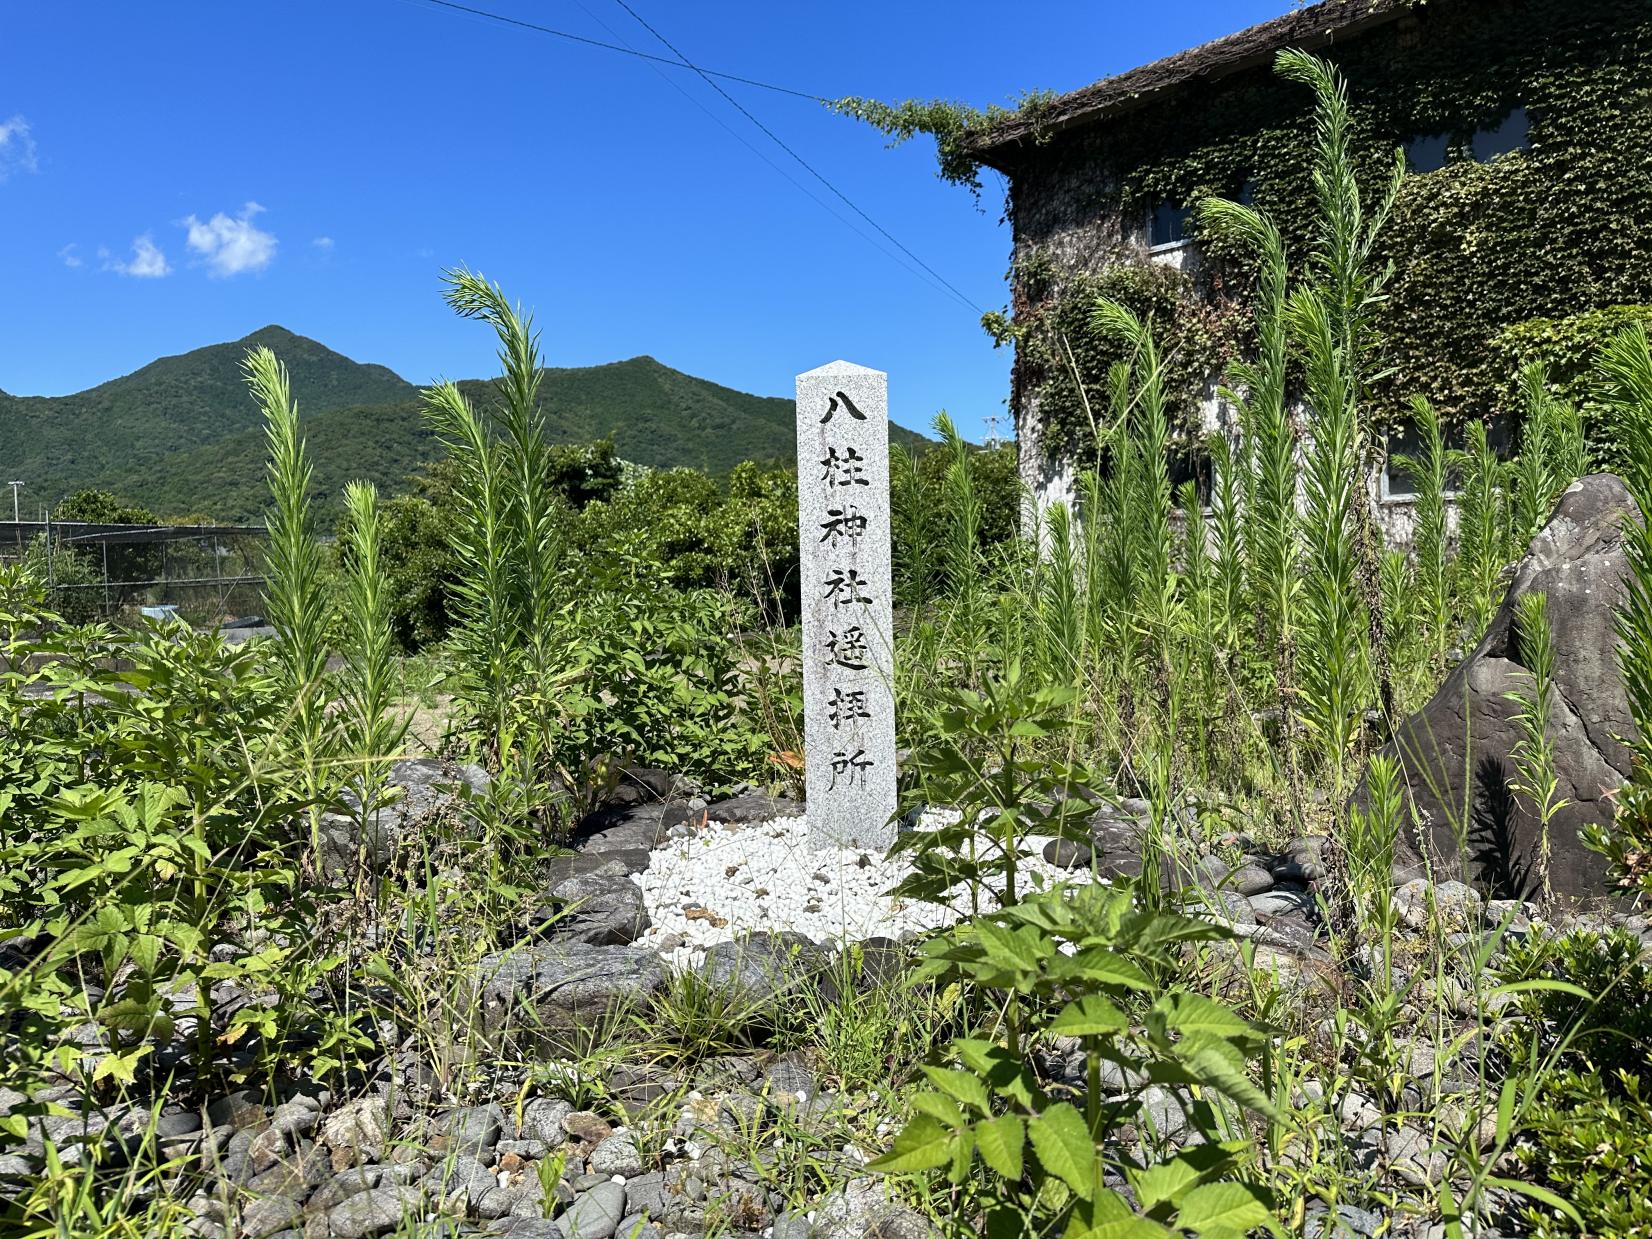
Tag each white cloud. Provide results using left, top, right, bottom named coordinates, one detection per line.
left=57, top=243, right=82, bottom=268
left=182, top=201, right=276, bottom=276
left=0, top=115, right=38, bottom=181
left=310, top=235, right=334, bottom=250
left=103, top=234, right=171, bottom=278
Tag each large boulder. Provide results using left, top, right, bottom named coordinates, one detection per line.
left=319, top=758, right=490, bottom=879
left=1379, top=474, right=1636, bottom=901
left=474, top=941, right=665, bottom=1041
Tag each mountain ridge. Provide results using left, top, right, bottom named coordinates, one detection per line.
left=2, top=328, right=929, bottom=521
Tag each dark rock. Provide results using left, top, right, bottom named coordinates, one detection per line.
left=206, top=1089, right=268, bottom=1131
left=697, top=932, right=827, bottom=1008
left=541, top=869, right=650, bottom=946
left=572, top=803, right=689, bottom=854
left=704, top=791, right=805, bottom=824
left=1042, top=838, right=1093, bottom=869
left=1369, top=475, right=1635, bottom=900
left=240, top=1194, right=303, bottom=1238
left=615, top=1216, right=661, bottom=1239
left=1087, top=814, right=1148, bottom=881
left=476, top=942, right=666, bottom=1036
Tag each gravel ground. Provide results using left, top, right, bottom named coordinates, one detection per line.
left=633, top=810, right=1098, bottom=967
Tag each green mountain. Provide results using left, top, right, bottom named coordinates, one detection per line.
left=0, top=327, right=415, bottom=511
left=5, top=329, right=930, bottom=521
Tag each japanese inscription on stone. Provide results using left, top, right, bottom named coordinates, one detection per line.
left=796, top=361, right=897, bottom=849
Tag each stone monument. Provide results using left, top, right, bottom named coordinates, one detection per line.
left=795, top=361, right=898, bottom=850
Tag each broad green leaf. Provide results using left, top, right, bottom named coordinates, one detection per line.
left=866, top=1115, right=954, bottom=1174
left=1067, top=1190, right=1176, bottom=1239
left=1173, top=1181, right=1278, bottom=1236
left=1170, top=1032, right=1279, bottom=1118
left=1053, top=947, right=1153, bottom=991
left=1049, top=994, right=1128, bottom=1037
left=1129, top=1144, right=1238, bottom=1212
left=909, top=1091, right=967, bottom=1131
left=923, top=1066, right=992, bottom=1115
left=1154, top=991, right=1254, bottom=1041
left=974, top=1112, right=1024, bottom=1180
left=1494, top=1076, right=1516, bottom=1147
left=1028, top=1101, right=1094, bottom=1200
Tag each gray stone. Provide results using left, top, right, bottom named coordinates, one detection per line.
left=1230, top=864, right=1275, bottom=895
left=422, top=1152, right=496, bottom=1208
left=1248, top=887, right=1315, bottom=918
left=1370, top=474, right=1637, bottom=900
left=476, top=943, right=666, bottom=1034
left=520, top=1098, right=574, bottom=1146
left=326, top=1185, right=426, bottom=1239
left=443, top=1103, right=506, bottom=1159
left=623, top=1171, right=667, bottom=1216
left=241, top=1195, right=303, bottom=1238
left=797, top=360, right=897, bottom=850
left=773, top=1211, right=814, bottom=1239
left=615, top=1216, right=662, bottom=1239
left=308, top=1165, right=402, bottom=1211
left=559, top=1181, right=627, bottom=1239
left=487, top=1221, right=565, bottom=1239
left=588, top=1133, right=643, bottom=1178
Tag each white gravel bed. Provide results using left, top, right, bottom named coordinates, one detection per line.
left=632, top=810, right=1101, bottom=968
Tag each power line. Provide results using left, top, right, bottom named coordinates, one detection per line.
left=554, top=0, right=961, bottom=304
left=607, top=0, right=985, bottom=317
left=403, top=0, right=828, bottom=101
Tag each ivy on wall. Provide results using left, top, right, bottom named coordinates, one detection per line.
left=910, top=0, right=1652, bottom=459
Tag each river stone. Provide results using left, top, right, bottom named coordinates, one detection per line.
left=588, top=1133, right=643, bottom=1178
left=326, top=1185, right=426, bottom=1239
left=1231, top=864, right=1275, bottom=895
left=475, top=942, right=666, bottom=1035
left=1368, top=475, right=1636, bottom=900
left=697, top=931, right=826, bottom=1007
left=558, top=1181, right=627, bottom=1239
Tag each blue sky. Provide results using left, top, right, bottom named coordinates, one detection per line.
left=0, top=0, right=1287, bottom=440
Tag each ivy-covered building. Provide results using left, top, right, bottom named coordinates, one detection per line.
left=964, top=0, right=1652, bottom=528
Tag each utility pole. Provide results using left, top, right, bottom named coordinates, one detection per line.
left=983, top=415, right=1002, bottom=449
left=7, top=481, right=22, bottom=523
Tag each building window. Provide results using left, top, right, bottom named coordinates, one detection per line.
left=1471, top=106, right=1529, bottom=162
left=1405, top=132, right=1450, bottom=173
left=1237, top=177, right=1258, bottom=207
left=1149, top=201, right=1191, bottom=248
left=1381, top=415, right=1509, bottom=501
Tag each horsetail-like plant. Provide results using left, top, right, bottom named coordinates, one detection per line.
left=441, top=269, right=562, bottom=690
left=1038, top=500, right=1083, bottom=687
left=1286, top=287, right=1369, bottom=792
left=1195, top=198, right=1297, bottom=676
left=936, top=412, right=986, bottom=666
left=247, top=346, right=331, bottom=808
left=1505, top=592, right=1567, bottom=901
left=1208, top=435, right=1246, bottom=644
left=422, top=378, right=520, bottom=760
left=1091, top=300, right=1174, bottom=645
left=338, top=481, right=408, bottom=863
left=1456, top=421, right=1513, bottom=643
left=1394, top=396, right=1454, bottom=675
left=1279, top=47, right=1405, bottom=727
